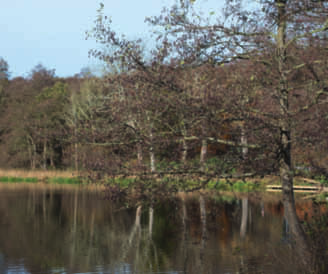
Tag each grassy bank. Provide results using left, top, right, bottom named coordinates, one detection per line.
left=0, top=176, right=38, bottom=183
left=0, top=169, right=82, bottom=185
left=0, top=169, right=326, bottom=195
left=103, top=176, right=264, bottom=193
left=0, top=176, right=82, bottom=185
left=0, top=169, right=77, bottom=179
left=0, top=168, right=266, bottom=191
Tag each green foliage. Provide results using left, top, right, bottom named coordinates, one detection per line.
left=208, top=179, right=261, bottom=192
left=37, top=82, right=68, bottom=102
left=156, top=160, right=182, bottom=171
left=105, top=177, right=136, bottom=188
left=100, top=176, right=264, bottom=193
left=315, top=175, right=328, bottom=186
left=316, top=192, right=328, bottom=202
left=207, top=180, right=229, bottom=191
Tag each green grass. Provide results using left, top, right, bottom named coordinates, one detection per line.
left=47, top=177, right=82, bottom=185
left=0, top=176, right=38, bottom=183
left=0, top=176, right=83, bottom=185
left=24, top=177, right=38, bottom=183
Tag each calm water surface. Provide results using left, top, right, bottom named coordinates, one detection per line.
left=0, top=183, right=326, bottom=274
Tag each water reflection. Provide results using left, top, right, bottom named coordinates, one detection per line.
left=280, top=191, right=314, bottom=273
left=240, top=198, right=248, bottom=239
left=0, top=184, right=327, bottom=273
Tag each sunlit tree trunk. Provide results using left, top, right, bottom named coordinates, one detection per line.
left=181, top=138, right=188, bottom=164
left=50, top=149, right=55, bottom=168
left=200, top=139, right=207, bottom=172
left=74, top=130, right=79, bottom=171
left=137, top=142, right=143, bottom=166
left=181, top=121, right=188, bottom=165
left=74, top=143, right=78, bottom=171
left=240, top=125, right=248, bottom=160
left=135, top=205, right=142, bottom=227
left=43, top=138, right=47, bottom=170
left=27, top=135, right=37, bottom=169
left=27, top=144, right=34, bottom=170
left=149, top=130, right=156, bottom=173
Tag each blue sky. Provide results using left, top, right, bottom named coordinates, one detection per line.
left=0, top=0, right=220, bottom=78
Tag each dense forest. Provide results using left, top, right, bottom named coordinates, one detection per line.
left=0, top=0, right=327, bottom=188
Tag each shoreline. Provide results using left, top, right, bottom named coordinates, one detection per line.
left=0, top=169, right=326, bottom=194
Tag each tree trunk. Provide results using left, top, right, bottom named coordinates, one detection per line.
left=181, top=138, right=188, bottom=164
left=27, top=135, right=36, bottom=170
left=137, top=142, right=143, bottom=166
left=150, top=148, right=156, bottom=172
left=73, top=127, right=79, bottom=171
left=74, top=143, right=78, bottom=171
left=200, top=138, right=207, bottom=171
left=50, top=149, right=55, bottom=168
left=199, top=121, right=208, bottom=171
left=43, top=139, right=47, bottom=170
left=181, top=121, right=188, bottom=165
left=149, top=131, right=156, bottom=173
left=241, top=125, right=248, bottom=160
left=27, top=138, right=33, bottom=170
left=135, top=205, right=142, bottom=227
left=32, top=141, right=36, bottom=170
left=277, top=0, right=293, bottom=196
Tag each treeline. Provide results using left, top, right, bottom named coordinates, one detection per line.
left=0, top=54, right=326, bottom=177
left=0, top=0, right=327, bottom=182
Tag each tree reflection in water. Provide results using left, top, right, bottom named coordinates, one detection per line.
left=240, top=197, right=248, bottom=239
left=0, top=184, right=327, bottom=273
left=280, top=190, right=315, bottom=273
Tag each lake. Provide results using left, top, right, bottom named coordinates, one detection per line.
left=0, top=183, right=327, bottom=273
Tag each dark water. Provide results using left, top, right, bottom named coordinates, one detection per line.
left=0, top=184, right=327, bottom=274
